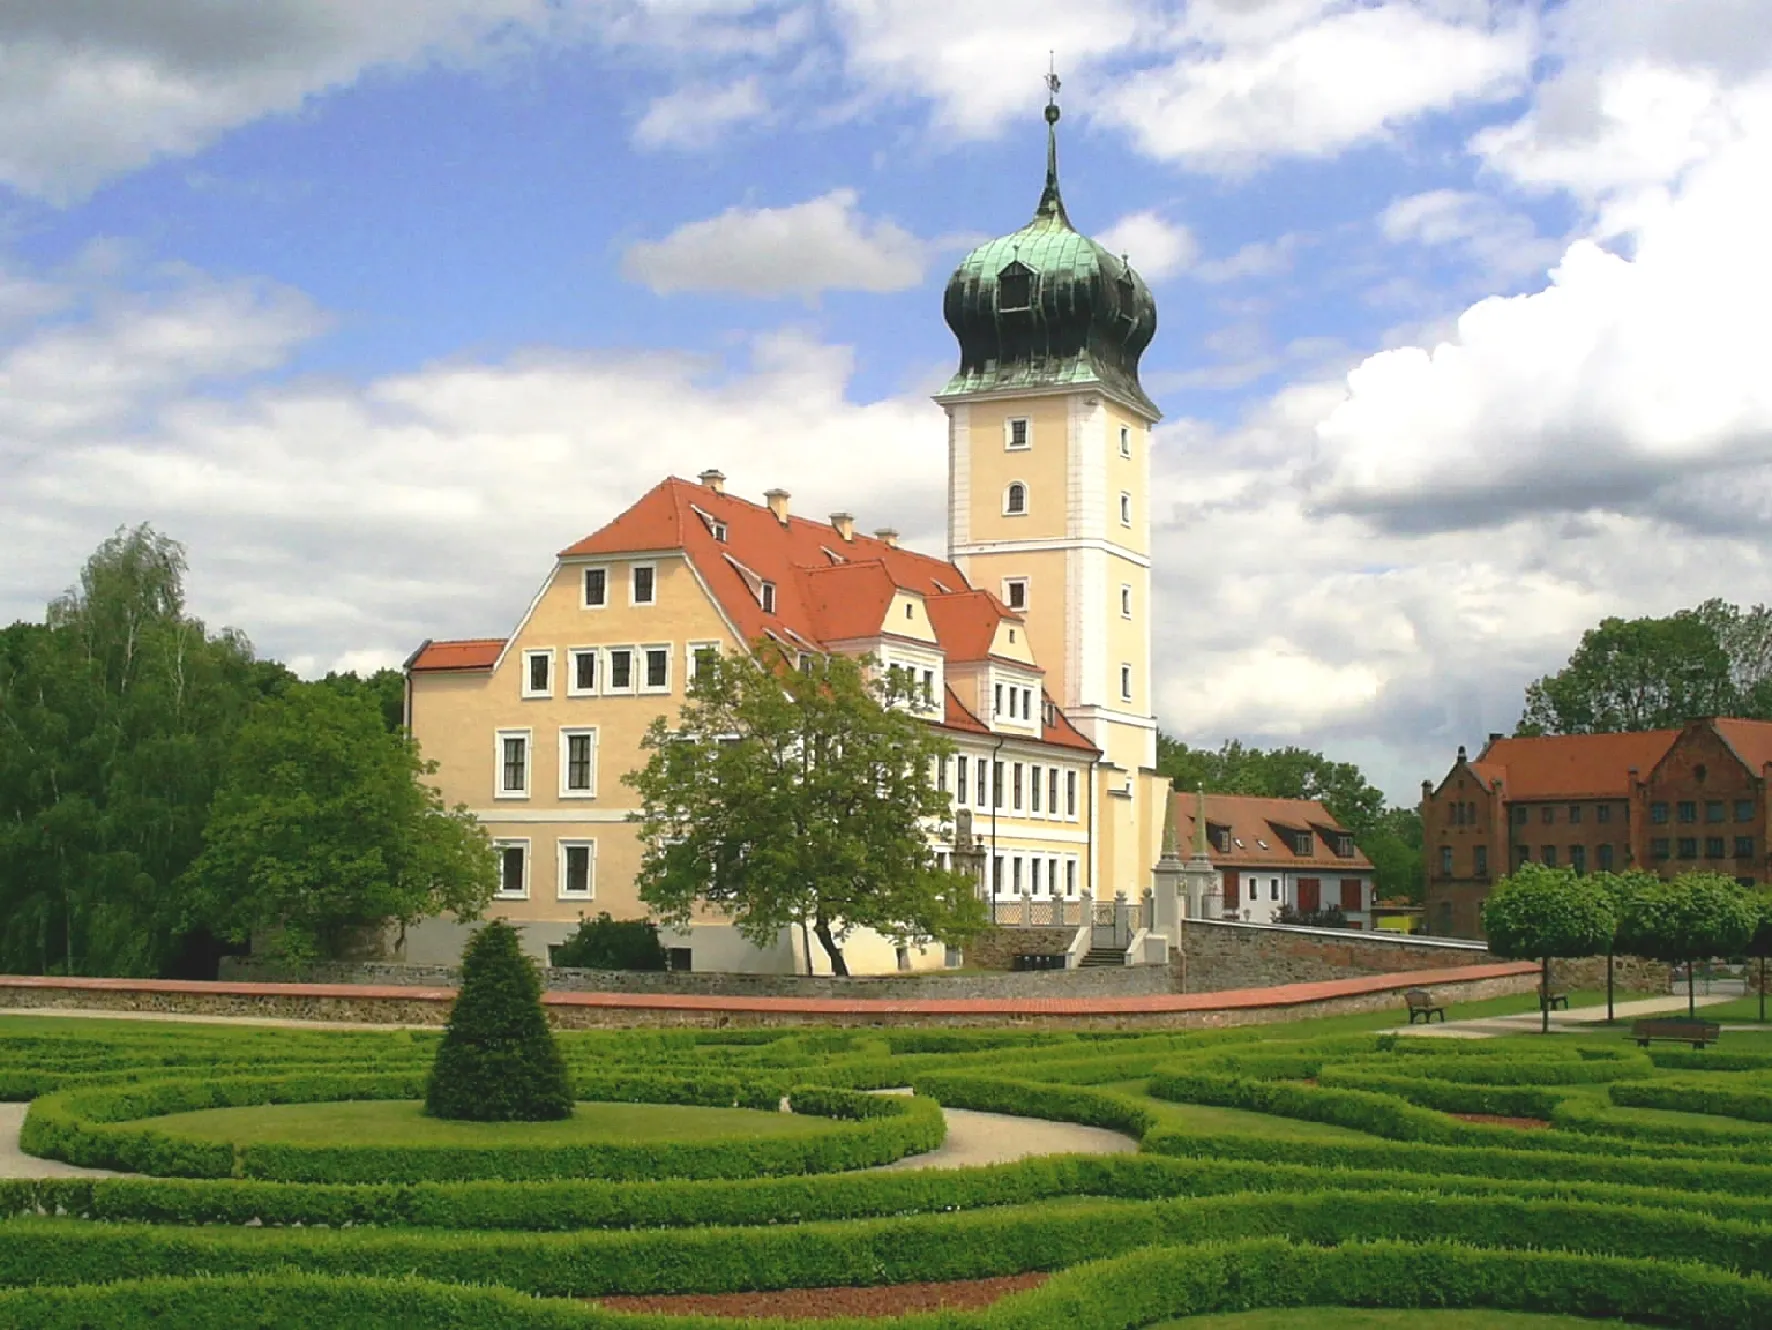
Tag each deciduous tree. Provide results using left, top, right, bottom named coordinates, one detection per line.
left=1480, top=863, right=1616, bottom=1033
left=625, top=644, right=986, bottom=976
left=1617, top=872, right=1758, bottom=1018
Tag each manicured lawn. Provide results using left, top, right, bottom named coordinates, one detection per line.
left=1154, top=1311, right=1648, bottom=1328
left=148, top=1099, right=835, bottom=1147
left=1680, top=993, right=1772, bottom=1024
left=1099, top=1081, right=1379, bottom=1142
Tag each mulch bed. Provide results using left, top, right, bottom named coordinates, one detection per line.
left=593, top=1273, right=1050, bottom=1319
left=1449, top=1112, right=1552, bottom=1130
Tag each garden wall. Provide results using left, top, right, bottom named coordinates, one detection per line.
left=1176, top=918, right=1494, bottom=993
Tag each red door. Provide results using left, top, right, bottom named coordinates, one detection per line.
left=1224, top=871, right=1240, bottom=907
left=1298, top=878, right=1320, bottom=911
left=1341, top=879, right=1364, bottom=911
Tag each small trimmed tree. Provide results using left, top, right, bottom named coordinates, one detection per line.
left=1748, top=891, right=1772, bottom=1025
left=425, top=920, right=572, bottom=1121
left=1588, top=869, right=1660, bottom=1023
left=1481, top=863, right=1616, bottom=1033
left=1618, top=872, right=1758, bottom=1019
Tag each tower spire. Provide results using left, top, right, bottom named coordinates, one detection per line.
left=1036, top=55, right=1071, bottom=228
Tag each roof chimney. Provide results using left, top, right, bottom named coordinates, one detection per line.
left=1487, top=732, right=1502, bottom=744
left=698, top=469, right=726, bottom=494
left=764, top=488, right=791, bottom=525
left=830, top=513, right=855, bottom=542
left=874, top=527, right=899, bottom=548
left=1456, top=745, right=1467, bottom=762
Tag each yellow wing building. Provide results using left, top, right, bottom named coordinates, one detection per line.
left=403, top=94, right=1172, bottom=973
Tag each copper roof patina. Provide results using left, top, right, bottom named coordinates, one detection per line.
left=940, top=96, right=1159, bottom=417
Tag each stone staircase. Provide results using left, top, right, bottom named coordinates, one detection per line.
left=1078, top=947, right=1127, bottom=968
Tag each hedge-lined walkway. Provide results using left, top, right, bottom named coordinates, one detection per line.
left=0, top=1106, right=117, bottom=1180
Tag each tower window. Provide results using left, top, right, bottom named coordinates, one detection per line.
left=1119, top=426, right=1131, bottom=458
left=1004, top=578, right=1027, bottom=611
left=1005, top=417, right=1030, bottom=450
left=1120, top=584, right=1132, bottom=618
left=997, top=261, right=1033, bottom=311
left=1004, top=482, right=1027, bottom=515
left=1119, top=492, right=1132, bottom=526
left=1120, top=663, right=1133, bottom=701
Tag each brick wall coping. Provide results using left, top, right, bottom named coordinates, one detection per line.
left=0, top=962, right=1538, bottom=1019
left=1181, top=918, right=1489, bottom=950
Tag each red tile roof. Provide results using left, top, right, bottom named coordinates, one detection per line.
left=408, top=638, right=503, bottom=672
left=1712, top=719, right=1772, bottom=774
left=924, top=588, right=1032, bottom=666
left=1176, top=793, right=1372, bottom=873
left=1470, top=731, right=1680, bottom=799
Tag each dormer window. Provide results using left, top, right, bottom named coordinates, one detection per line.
left=997, top=261, right=1033, bottom=311
left=1293, top=831, right=1314, bottom=856
left=1005, top=482, right=1027, bottom=515
left=761, top=581, right=777, bottom=614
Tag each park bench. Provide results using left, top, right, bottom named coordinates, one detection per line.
left=1541, top=991, right=1569, bottom=1011
left=1632, top=1017, right=1721, bottom=1049
left=1405, top=988, right=1446, bottom=1024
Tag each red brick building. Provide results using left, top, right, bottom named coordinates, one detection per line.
left=1422, top=718, right=1772, bottom=938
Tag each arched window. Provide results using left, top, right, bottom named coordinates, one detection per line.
left=997, top=261, right=1033, bottom=311
left=1004, top=482, right=1027, bottom=515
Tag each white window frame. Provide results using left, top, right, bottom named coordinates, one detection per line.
left=639, top=643, right=673, bottom=696
left=493, top=838, right=530, bottom=899
left=581, top=565, right=610, bottom=610
left=1066, top=856, right=1078, bottom=896
left=495, top=728, right=532, bottom=800
left=521, top=648, right=553, bottom=700
left=630, top=562, right=657, bottom=607
left=1119, top=491, right=1132, bottom=527
left=1003, top=577, right=1028, bottom=611
left=567, top=647, right=599, bottom=697
left=687, top=641, right=722, bottom=685
left=1119, top=424, right=1131, bottom=458
left=1066, top=769, right=1078, bottom=820
left=1048, top=768, right=1059, bottom=820
left=1004, top=416, right=1031, bottom=451
left=1120, top=584, right=1132, bottom=619
left=604, top=646, right=637, bottom=695
left=559, top=726, right=599, bottom=799
left=1030, top=764, right=1042, bottom=814
left=1003, top=481, right=1028, bottom=516
left=557, top=839, right=596, bottom=901
left=760, top=581, right=777, bottom=613
left=1012, top=762, right=1024, bottom=812
left=1120, top=662, right=1133, bottom=701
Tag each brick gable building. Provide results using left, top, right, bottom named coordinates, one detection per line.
left=1422, top=718, right=1772, bottom=938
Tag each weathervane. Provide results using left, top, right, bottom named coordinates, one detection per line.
left=1046, top=53, right=1061, bottom=123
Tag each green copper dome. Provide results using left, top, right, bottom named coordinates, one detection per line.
left=941, top=102, right=1159, bottom=418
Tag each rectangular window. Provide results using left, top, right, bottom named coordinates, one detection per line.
left=1012, top=762, right=1024, bottom=811
left=1066, top=769, right=1078, bottom=818
left=1012, top=857, right=1023, bottom=893
left=688, top=642, right=721, bottom=683
left=1474, top=844, right=1488, bottom=876
left=559, top=842, right=594, bottom=898
left=1003, top=578, right=1027, bottom=611
left=1678, top=801, right=1697, bottom=824
left=1006, top=417, right=1030, bottom=450
left=642, top=646, right=670, bottom=693
left=1706, top=800, right=1726, bottom=823
left=976, top=760, right=987, bottom=808
left=1542, top=845, right=1557, bottom=867
left=1737, top=799, right=1755, bottom=822
left=921, top=669, right=935, bottom=707
left=1597, top=804, right=1612, bottom=824
left=631, top=564, right=656, bottom=606
left=992, top=761, right=1004, bottom=809
left=1706, top=836, right=1726, bottom=859
left=1541, top=806, right=1555, bottom=824
left=1652, top=837, right=1671, bottom=861
left=1064, top=857, right=1076, bottom=896
left=1737, top=836, right=1755, bottom=858
left=1597, top=843, right=1614, bottom=871
left=1568, top=804, right=1582, bottom=824
left=607, top=648, right=634, bottom=693
left=760, top=581, right=777, bottom=613
left=1022, top=687, right=1033, bottom=720
left=1029, top=858, right=1041, bottom=894
left=1571, top=845, right=1587, bottom=874
left=994, top=683, right=1004, bottom=718
left=522, top=649, right=552, bottom=699
left=1119, top=424, right=1131, bottom=458
left=1439, top=845, right=1453, bottom=875
left=1119, top=491, right=1132, bottom=526
left=582, top=566, right=608, bottom=608
left=561, top=729, right=597, bottom=796
left=497, top=731, right=529, bottom=797
left=1030, top=765, right=1042, bottom=813
left=1512, top=805, right=1528, bottom=826
left=569, top=648, right=598, bottom=695
left=936, top=756, right=949, bottom=793
left=992, top=855, right=1003, bottom=894
left=1048, top=768, right=1059, bottom=816
left=1120, top=664, right=1132, bottom=701
left=1514, top=844, right=1529, bottom=868
left=956, top=756, right=968, bottom=804
left=1270, top=879, right=1279, bottom=902
left=1678, top=836, right=1698, bottom=859
left=495, top=842, right=527, bottom=899
left=1120, top=584, right=1132, bottom=618
left=1651, top=801, right=1669, bottom=824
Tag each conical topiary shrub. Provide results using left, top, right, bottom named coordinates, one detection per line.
left=425, top=920, right=574, bottom=1121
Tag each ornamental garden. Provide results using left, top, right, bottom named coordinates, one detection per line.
left=0, top=937, right=1769, bottom=1330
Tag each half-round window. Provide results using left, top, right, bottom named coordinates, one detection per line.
left=1005, top=482, right=1027, bottom=515
left=997, top=261, right=1033, bottom=312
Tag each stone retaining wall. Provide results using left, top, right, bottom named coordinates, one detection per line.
left=217, top=953, right=1171, bottom=1000
left=1177, top=918, right=1492, bottom=992
left=961, top=927, right=1080, bottom=971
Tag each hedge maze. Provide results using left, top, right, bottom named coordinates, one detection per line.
left=2, top=1014, right=1772, bottom=1326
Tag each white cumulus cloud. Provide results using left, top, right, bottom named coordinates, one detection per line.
left=1097, top=211, right=1198, bottom=282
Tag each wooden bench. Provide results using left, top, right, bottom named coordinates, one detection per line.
left=1406, top=988, right=1446, bottom=1024
left=1541, top=991, right=1569, bottom=1012
left=1632, top=1018, right=1720, bottom=1049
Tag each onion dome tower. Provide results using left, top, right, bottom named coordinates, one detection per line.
left=940, top=83, right=1159, bottom=417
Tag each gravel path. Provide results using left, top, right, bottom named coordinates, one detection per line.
left=0, top=1104, right=119, bottom=1179
left=1399, top=992, right=1735, bottom=1040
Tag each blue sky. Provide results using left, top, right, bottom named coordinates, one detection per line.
left=3, top=1, right=1771, bottom=803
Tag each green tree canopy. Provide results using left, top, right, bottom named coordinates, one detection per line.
left=1517, top=598, right=1772, bottom=735
left=1156, top=735, right=1421, bottom=902
left=1481, top=863, right=1616, bottom=1032
left=181, top=682, right=497, bottom=964
left=426, top=920, right=573, bottom=1122
left=625, top=643, right=986, bottom=976
left=1617, top=872, right=1758, bottom=1017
